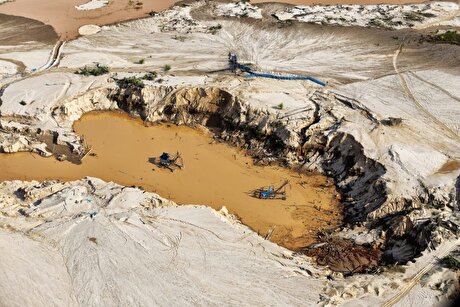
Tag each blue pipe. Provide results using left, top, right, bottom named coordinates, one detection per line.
left=235, top=62, right=326, bottom=86
left=245, top=73, right=327, bottom=86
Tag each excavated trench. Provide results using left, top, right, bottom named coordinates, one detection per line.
left=1, top=84, right=454, bottom=273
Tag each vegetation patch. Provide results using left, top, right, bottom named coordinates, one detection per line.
left=142, top=72, right=157, bottom=81
left=438, top=30, right=460, bottom=45
left=117, top=76, right=145, bottom=89
left=75, top=63, right=109, bottom=76
left=208, top=24, right=222, bottom=35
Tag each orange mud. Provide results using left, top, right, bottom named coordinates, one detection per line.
left=0, top=0, right=181, bottom=40
left=0, top=111, right=342, bottom=250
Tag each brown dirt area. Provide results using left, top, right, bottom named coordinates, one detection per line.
left=0, top=0, right=181, bottom=40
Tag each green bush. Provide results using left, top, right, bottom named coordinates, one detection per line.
left=75, top=63, right=109, bottom=76
left=209, top=24, right=222, bottom=35
left=163, top=64, right=171, bottom=72
left=142, top=71, right=157, bottom=80
left=438, top=31, right=460, bottom=45
left=117, top=76, right=145, bottom=89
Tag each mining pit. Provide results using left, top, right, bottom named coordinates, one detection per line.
left=0, top=111, right=342, bottom=250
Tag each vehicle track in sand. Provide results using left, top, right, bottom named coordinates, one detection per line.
left=407, top=71, right=460, bottom=104
left=382, top=239, right=460, bottom=307
left=392, top=44, right=460, bottom=142
left=412, top=3, right=460, bottom=30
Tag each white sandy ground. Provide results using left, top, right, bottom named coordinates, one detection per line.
left=0, top=177, right=458, bottom=306
left=0, top=59, right=17, bottom=76
left=0, top=178, right=326, bottom=306
left=78, top=25, right=102, bottom=36
left=274, top=2, right=460, bottom=29
left=216, top=2, right=262, bottom=19
left=0, top=49, right=51, bottom=72
left=0, top=1, right=460, bottom=305
left=75, top=0, right=109, bottom=11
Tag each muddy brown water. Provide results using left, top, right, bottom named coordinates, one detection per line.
left=0, top=111, right=341, bottom=250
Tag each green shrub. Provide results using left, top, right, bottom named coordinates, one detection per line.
left=117, top=76, right=145, bottom=89
left=209, top=24, right=222, bottom=35
left=163, top=64, right=171, bottom=72
left=438, top=31, right=460, bottom=45
left=136, top=59, right=145, bottom=64
left=75, top=63, right=109, bottom=76
left=142, top=71, right=157, bottom=80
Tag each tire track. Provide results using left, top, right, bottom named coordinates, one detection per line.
left=392, top=45, right=460, bottom=142
left=382, top=239, right=460, bottom=307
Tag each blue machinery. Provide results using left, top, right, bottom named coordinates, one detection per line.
left=228, top=53, right=327, bottom=87
left=253, top=180, right=289, bottom=200
left=156, top=152, right=184, bottom=172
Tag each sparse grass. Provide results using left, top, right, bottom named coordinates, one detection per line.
left=117, top=76, right=145, bottom=89
left=163, top=64, right=171, bottom=72
left=75, top=63, right=109, bottom=76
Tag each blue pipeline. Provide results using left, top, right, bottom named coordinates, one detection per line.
left=236, top=63, right=326, bottom=86
left=245, top=73, right=327, bottom=86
